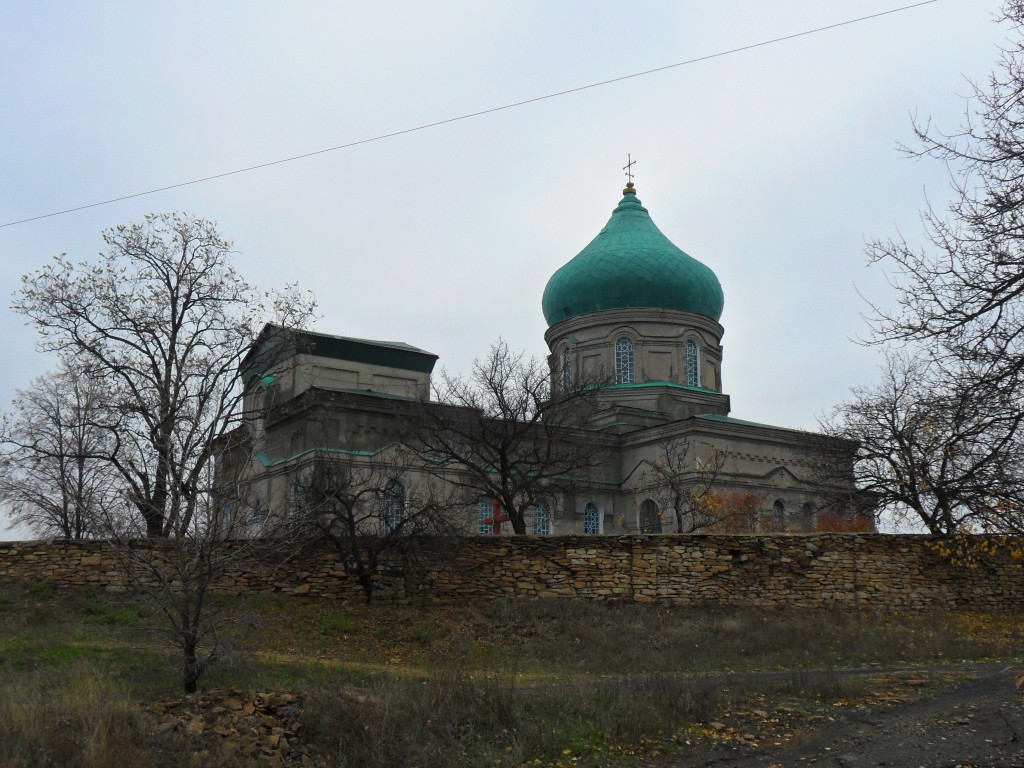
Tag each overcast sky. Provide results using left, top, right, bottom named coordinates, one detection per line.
left=0, top=1, right=1010, bottom=538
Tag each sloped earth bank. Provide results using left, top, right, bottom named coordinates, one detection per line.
left=153, top=663, right=1023, bottom=767
left=669, top=661, right=1023, bottom=768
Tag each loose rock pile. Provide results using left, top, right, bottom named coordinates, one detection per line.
left=150, top=687, right=325, bottom=766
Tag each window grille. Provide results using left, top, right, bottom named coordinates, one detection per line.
left=584, top=503, right=600, bottom=534
left=561, top=346, right=572, bottom=392
left=383, top=480, right=405, bottom=533
left=478, top=497, right=494, bottom=535
left=288, top=480, right=302, bottom=514
left=615, top=337, right=634, bottom=384
left=533, top=503, right=551, bottom=536
left=685, top=339, right=700, bottom=387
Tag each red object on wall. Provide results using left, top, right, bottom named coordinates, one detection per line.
left=483, top=497, right=510, bottom=534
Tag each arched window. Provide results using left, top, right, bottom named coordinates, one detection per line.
left=383, top=480, right=405, bottom=533
left=478, top=496, right=494, bottom=535
left=685, top=339, right=700, bottom=387
left=639, top=499, right=661, bottom=534
left=561, top=346, right=572, bottom=392
left=771, top=499, right=785, bottom=530
left=533, top=503, right=551, bottom=536
left=615, top=336, right=634, bottom=384
left=584, top=503, right=600, bottom=534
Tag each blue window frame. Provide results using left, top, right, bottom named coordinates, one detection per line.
left=615, top=336, right=634, bottom=384
left=533, top=503, right=551, bottom=536
left=685, top=339, right=700, bottom=387
left=584, top=503, right=600, bottom=534
left=383, top=480, right=405, bottom=533
left=478, top=497, right=494, bottom=535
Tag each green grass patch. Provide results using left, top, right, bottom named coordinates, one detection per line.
left=82, top=601, right=151, bottom=626
left=27, top=580, right=56, bottom=600
left=317, top=613, right=358, bottom=635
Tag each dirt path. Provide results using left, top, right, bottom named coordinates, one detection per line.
left=682, top=662, right=1024, bottom=768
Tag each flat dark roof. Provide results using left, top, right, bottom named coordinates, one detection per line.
left=242, top=324, right=439, bottom=377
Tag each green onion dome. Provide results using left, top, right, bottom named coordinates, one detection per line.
left=542, top=183, right=724, bottom=326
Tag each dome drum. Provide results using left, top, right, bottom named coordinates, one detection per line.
left=546, top=307, right=724, bottom=395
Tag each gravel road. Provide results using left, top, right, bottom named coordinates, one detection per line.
left=665, top=662, right=1024, bottom=768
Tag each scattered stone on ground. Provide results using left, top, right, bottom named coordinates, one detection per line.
left=150, top=687, right=325, bottom=766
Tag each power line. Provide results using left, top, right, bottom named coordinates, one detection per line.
left=2, top=0, right=938, bottom=229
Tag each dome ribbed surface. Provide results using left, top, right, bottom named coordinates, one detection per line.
left=542, top=187, right=724, bottom=326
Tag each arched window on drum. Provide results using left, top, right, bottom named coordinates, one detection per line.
left=685, top=339, right=700, bottom=388
left=615, top=336, right=634, bottom=384
left=561, top=346, right=572, bottom=392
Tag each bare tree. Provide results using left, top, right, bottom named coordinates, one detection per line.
left=293, top=447, right=463, bottom=602
left=414, top=339, right=604, bottom=535
left=867, top=6, right=1024, bottom=375
left=633, top=440, right=733, bottom=533
left=0, top=364, right=121, bottom=539
left=13, top=213, right=315, bottom=538
left=854, top=6, right=1024, bottom=536
left=822, top=352, right=1024, bottom=534
left=12, top=213, right=315, bottom=693
left=114, top=467, right=308, bottom=693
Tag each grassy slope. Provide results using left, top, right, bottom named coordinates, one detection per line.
left=2, top=579, right=1023, bottom=767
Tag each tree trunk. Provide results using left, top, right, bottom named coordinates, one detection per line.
left=508, top=513, right=527, bottom=535
left=358, top=571, right=375, bottom=603
left=183, top=638, right=200, bottom=694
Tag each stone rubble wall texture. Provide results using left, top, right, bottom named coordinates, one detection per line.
left=1, top=534, right=1022, bottom=610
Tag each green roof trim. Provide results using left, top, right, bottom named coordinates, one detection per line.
left=605, top=381, right=721, bottom=395
left=255, top=445, right=389, bottom=467
left=542, top=186, right=724, bottom=326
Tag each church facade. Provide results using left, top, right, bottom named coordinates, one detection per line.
left=227, top=182, right=857, bottom=536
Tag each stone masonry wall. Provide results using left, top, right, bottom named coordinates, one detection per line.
left=1, top=534, right=1022, bottom=610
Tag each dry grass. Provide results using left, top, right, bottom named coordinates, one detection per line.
left=0, top=664, right=187, bottom=768
left=3, top=579, right=1024, bottom=766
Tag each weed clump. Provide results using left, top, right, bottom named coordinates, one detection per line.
left=304, top=670, right=515, bottom=768
left=0, top=665, right=169, bottom=768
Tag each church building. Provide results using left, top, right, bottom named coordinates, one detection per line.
left=228, top=181, right=856, bottom=536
